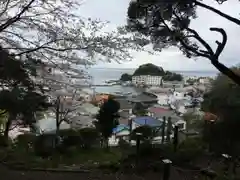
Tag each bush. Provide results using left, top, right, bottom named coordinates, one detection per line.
left=118, top=138, right=130, bottom=150
left=59, top=129, right=80, bottom=148
left=0, top=135, right=11, bottom=147
left=173, top=138, right=205, bottom=163
left=34, top=134, right=57, bottom=157
left=15, top=134, right=36, bottom=149
left=78, top=128, right=100, bottom=149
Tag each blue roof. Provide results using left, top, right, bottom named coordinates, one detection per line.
left=133, top=116, right=162, bottom=127
left=112, top=124, right=130, bottom=133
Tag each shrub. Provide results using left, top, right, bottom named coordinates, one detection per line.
left=59, top=129, right=80, bottom=148
left=173, top=138, right=205, bottom=163
left=78, top=127, right=100, bottom=149
left=0, top=135, right=11, bottom=147
left=34, top=134, right=56, bottom=157
left=15, top=134, right=36, bottom=148
left=118, top=138, right=130, bottom=150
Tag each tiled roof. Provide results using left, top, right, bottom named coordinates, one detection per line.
left=128, top=93, right=158, bottom=103
left=148, top=107, right=170, bottom=113
left=117, top=99, right=133, bottom=109
left=148, top=107, right=182, bottom=124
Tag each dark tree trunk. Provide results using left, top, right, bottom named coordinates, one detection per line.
left=55, top=97, right=60, bottom=146
left=161, top=117, right=166, bottom=144
left=4, top=113, right=15, bottom=139
left=195, top=1, right=240, bottom=26
left=4, top=118, right=11, bottom=139
left=105, top=137, right=109, bottom=150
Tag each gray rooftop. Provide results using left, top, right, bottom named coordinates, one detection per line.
left=116, top=99, right=133, bottom=110
left=127, top=93, right=158, bottom=103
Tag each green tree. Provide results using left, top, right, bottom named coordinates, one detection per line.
left=0, top=49, right=50, bottom=139
left=201, top=67, right=240, bottom=158
left=133, top=63, right=165, bottom=76
left=132, top=102, right=147, bottom=116
left=120, top=73, right=132, bottom=81
left=163, top=71, right=183, bottom=81
left=78, top=128, right=100, bottom=149
left=95, top=97, right=120, bottom=148
left=126, top=0, right=240, bottom=85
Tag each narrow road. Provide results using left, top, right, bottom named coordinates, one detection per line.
left=0, top=164, right=162, bottom=180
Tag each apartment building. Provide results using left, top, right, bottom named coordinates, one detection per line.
left=132, top=75, right=163, bottom=86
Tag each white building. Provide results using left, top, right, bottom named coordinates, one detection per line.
left=198, top=77, right=210, bottom=85
left=132, top=75, right=162, bottom=86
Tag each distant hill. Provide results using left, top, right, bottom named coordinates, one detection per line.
left=133, top=63, right=165, bottom=76
left=120, top=63, right=183, bottom=81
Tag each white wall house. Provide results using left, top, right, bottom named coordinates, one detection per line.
left=132, top=75, right=162, bottom=86
left=199, top=77, right=210, bottom=85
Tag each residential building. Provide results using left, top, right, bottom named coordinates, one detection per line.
left=148, top=106, right=186, bottom=130
left=198, top=77, right=211, bottom=85
left=162, top=80, right=184, bottom=88
left=132, top=75, right=163, bottom=86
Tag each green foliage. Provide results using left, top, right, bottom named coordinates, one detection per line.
left=0, top=49, right=33, bottom=88
left=132, top=102, right=146, bottom=115
left=175, top=138, right=205, bottom=162
left=127, top=0, right=197, bottom=56
left=0, top=49, right=50, bottom=134
left=59, top=129, right=80, bottom=149
left=95, top=98, right=120, bottom=142
left=163, top=71, right=183, bottom=81
left=133, top=63, right=165, bottom=76
left=0, top=88, right=50, bottom=124
left=166, top=137, right=206, bottom=164
left=34, top=134, right=57, bottom=157
left=78, top=128, right=100, bottom=149
left=201, top=68, right=240, bottom=156
left=130, top=125, right=155, bottom=141
left=120, top=73, right=132, bottom=81
left=15, top=134, right=36, bottom=151
left=118, top=138, right=130, bottom=150
left=131, top=63, right=182, bottom=81
left=0, top=134, right=11, bottom=146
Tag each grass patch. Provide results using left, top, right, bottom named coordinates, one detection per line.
left=0, top=146, right=123, bottom=169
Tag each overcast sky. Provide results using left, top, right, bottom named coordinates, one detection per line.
left=79, top=0, right=240, bottom=71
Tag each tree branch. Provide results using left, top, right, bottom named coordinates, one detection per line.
left=194, top=0, right=240, bottom=26
left=0, top=0, right=36, bottom=32
left=0, top=0, right=11, bottom=18
left=185, top=27, right=214, bottom=56
left=211, top=61, right=240, bottom=85
left=172, top=10, right=214, bottom=56
left=209, top=27, right=227, bottom=59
